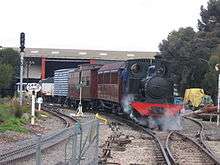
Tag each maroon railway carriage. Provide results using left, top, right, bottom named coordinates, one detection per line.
left=97, top=62, right=125, bottom=111
left=68, top=64, right=103, bottom=109
left=68, top=68, right=80, bottom=99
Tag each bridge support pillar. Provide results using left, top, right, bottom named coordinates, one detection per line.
left=90, top=59, right=96, bottom=64
left=41, top=57, right=46, bottom=80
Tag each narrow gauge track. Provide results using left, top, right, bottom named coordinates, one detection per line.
left=100, top=113, right=171, bottom=165
left=181, top=116, right=217, bottom=156
left=181, top=116, right=202, bottom=138
left=165, top=131, right=220, bottom=164
left=0, top=105, right=77, bottom=164
left=43, top=104, right=77, bottom=127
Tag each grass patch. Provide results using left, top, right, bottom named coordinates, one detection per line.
left=0, top=103, right=28, bottom=133
left=0, top=104, right=12, bottom=122
left=0, top=118, right=27, bottom=132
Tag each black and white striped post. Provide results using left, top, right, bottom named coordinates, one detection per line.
left=19, top=32, right=25, bottom=107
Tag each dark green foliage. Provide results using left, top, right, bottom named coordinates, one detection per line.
left=159, top=27, right=196, bottom=60
left=202, top=54, right=220, bottom=102
left=0, top=48, right=19, bottom=97
left=159, top=0, right=220, bottom=99
left=0, top=64, right=14, bottom=89
left=0, top=48, right=19, bottom=65
left=0, top=103, right=27, bottom=132
left=198, top=0, right=220, bottom=32
left=198, top=0, right=220, bottom=101
left=159, top=27, right=210, bottom=95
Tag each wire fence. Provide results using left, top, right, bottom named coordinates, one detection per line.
left=0, top=119, right=99, bottom=165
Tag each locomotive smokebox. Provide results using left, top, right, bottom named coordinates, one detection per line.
left=143, top=56, right=174, bottom=104
left=144, top=76, right=173, bottom=103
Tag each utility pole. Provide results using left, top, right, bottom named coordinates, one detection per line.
left=218, top=74, right=220, bottom=126
left=19, top=32, right=25, bottom=107
left=215, top=64, right=220, bottom=126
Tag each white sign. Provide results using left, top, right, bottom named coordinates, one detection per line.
left=27, top=83, right=41, bottom=92
left=37, top=97, right=43, bottom=104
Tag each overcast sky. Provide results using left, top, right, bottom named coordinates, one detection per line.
left=0, top=0, right=208, bottom=52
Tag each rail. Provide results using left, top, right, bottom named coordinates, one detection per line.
left=165, top=131, right=220, bottom=164
left=183, top=116, right=217, bottom=156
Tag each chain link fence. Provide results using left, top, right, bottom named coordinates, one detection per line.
left=0, top=119, right=99, bottom=165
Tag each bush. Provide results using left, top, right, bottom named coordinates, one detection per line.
left=7, top=97, right=31, bottom=118
left=0, top=97, right=30, bottom=132
left=9, top=98, right=22, bottom=118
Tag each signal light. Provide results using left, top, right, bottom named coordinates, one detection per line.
left=20, top=32, right=25, bottom=52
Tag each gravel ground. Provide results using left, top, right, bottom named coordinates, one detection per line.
left=98, top=118, right=160, bottom=165
left=14, top=140, right=69, bottom=165
left=59, top=108, right=96, bottom=123
left=2, top=107, right=220, bottom=165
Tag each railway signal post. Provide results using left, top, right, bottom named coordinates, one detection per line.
left=19, top=32, right=25, bottom=107
left=27, top=83, right=41, bottom=125
left=76, top=80, right=84, bottom=117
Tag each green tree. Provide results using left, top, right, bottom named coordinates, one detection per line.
left=197, top=0, right=220, bottom=101
left=0, top=48, right=19, bottom=66
left=196, top=0, right=220, bottom=60
left=0, top=64, right=14, bottom=88
left=0, top=48, right=19, bottom=97
left=159, top=27, right=196, bottom=60
left=201, top=54, right=220, bottom=103
left=198, top=0, right=220, bottom=33
left=159, top=27, right=209, bottom=95
left=159, top=0, right=220, bottom=98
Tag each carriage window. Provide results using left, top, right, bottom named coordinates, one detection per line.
left=104, top=73, right=110, bottom=84
left=111, top=72, right=118, bottom=84
left=98, top=74, right=103, bottom=84
left=85, top=76, right=90, bottom=86
left=81, top=76, right=90, bottom=86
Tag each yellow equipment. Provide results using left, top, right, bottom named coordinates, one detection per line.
left=95, top=113, right=108, bottom=125
left=184, top=88, right=205, bottom=107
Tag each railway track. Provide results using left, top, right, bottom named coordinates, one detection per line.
left=0, top=105, right=77, bottom=164
left=100, top=113, right=220, bottom=165
left=181, top=116, right=217, bottom=156
left=163, top=116, right=220, bottom=164
left=43, top=104, right=77, bottom=127
left=99, top=114, right=171, bottom=165
left=165, top=131, right=219, bottom=164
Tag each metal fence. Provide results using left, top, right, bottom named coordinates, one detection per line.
left=0, top=119, right=99, bottom=165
